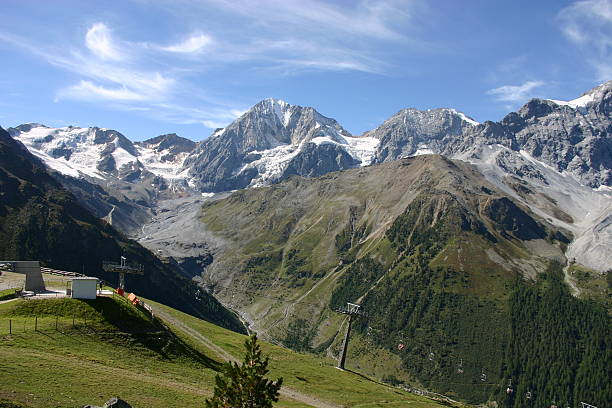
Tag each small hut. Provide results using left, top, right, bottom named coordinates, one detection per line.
left=71, top=277, right=98, bottom=299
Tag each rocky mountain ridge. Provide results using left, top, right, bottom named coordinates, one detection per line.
left=10, top=82, right=610, bottom=195
left=364, top=107, right=479, bottom=163
left=7, top=81, right=611, bottom=271
left=183, top=98, right=378, bottom=192
left=7, top=124, right=196, bottom=234
left=366, top=81, right=611, bottom=188
left=7, top=124, right=195, bottom=185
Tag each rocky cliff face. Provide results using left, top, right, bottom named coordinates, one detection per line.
left=182, top=98, right=372, bottom=192
left=7, top=83, right=610, bottom=270
left=135, top=133, right=196, bottom=162
left=363, top=108, right=479, bottom=163
left=364, top=81, right=611, bottom=188
left=193, top=155, right=577, bottom=402
left=8, top=124, right=196, bottom=184
left=359, top=82, right=611, bottom=272
left=457, top=81, right=611, bottom=188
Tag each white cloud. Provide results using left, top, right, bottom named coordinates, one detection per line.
left=58, top=80, right=146, bottom=101
left=85, top=23, right=122, bottom=60
left=0, top=1, right=422, bottom=131
left=152, top=103, right=246, bottom=128
left=558, top=0, right=612, bottom=81
left=592, top=59, right=612, bottom=80
left=0, top=26, right=246, bottom=130
left=148, top=0, right=416, bottom=74
left=49, top=52, right=176, bottom=103
left=223, top=0, right=407, bottom=40
left=486, top=81, right=546, bottom=103
left=273, top=58, right=382, bottom=75
left=202, top=120, right=229, bottom=128
left=161, top=33, right=212, bottom=53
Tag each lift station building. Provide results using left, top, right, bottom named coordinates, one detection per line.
left=71, top=277, right=98, bottom=299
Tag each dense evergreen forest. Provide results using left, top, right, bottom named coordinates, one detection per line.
left=338, top=260, right=610, bottom=406
left=330, top=194, right=610, bottom=405
left=501, top=263, right=610, bottom=408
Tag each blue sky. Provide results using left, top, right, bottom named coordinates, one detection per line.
left=0, top=0, right=610, bottom=141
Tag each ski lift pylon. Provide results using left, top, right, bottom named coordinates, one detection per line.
left=506, top=378, right=514, bottom=394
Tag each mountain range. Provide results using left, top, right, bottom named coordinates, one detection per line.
left=8, top=81, right=610, bottom=272
left=11, top=81, right=610, bottom=191
left=3, top=81, right=611, bottom=406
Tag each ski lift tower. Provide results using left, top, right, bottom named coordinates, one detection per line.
left=335, top=302, right=367, bottom=370
left=102, top=256, right=143, bottom=292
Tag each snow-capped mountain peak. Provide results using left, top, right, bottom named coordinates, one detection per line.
left=8, top=124, right=195, bottom=183
left=362, top=106, right=480, bottom=163
left=182, top=99, right=373, bottom=192
left=547, top=80, right=611, bottom=110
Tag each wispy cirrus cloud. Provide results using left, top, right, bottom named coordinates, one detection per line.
left=58, top=80, right=145, bottom=101
left=0, top=28, right=174, bottom=102
left=144, top=0, right=417, bottom=74
left=203, top=0, right=409, bottom=41
left=558, top=0, right=612, bottom=81
left=0, top=26, right=237, bottom=129
left=486, top=80, right=546, bottom=103
left=0, top=0, right=418, bottom=132
left=160, top=32, right=213, bottom=53
left=151, top=103, right=245, bottom=128
left=85, top=22, right=123, bottom=61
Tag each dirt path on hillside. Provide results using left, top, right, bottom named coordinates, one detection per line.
left=152, top=304, right=237, bottom=363
left=150, top=304, right=341, bottom=408
left=563, top=264, right=581, bottom=297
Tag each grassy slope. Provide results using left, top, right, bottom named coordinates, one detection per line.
left=0, top=297, right=451, bottom=408
left=0, top=297, right=220, bottom=408
left=144, top=298, right=454, bottom=408
left=566, top=263, right=611, bottom=309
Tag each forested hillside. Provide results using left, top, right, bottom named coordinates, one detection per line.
left=501, top=263, right=609, bottom=408
left=193, top=154, right=611, bottom=404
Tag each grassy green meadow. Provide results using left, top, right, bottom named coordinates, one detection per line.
left=0, top=296, right=454, bottom=408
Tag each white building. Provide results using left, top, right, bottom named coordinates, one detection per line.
left=71, top=277, right=98, bottom=299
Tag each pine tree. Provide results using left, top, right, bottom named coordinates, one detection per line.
left=205, top=334, right=283, bottom=408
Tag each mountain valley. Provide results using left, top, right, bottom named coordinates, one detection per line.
left=3, top=81, right=611, bottom=407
